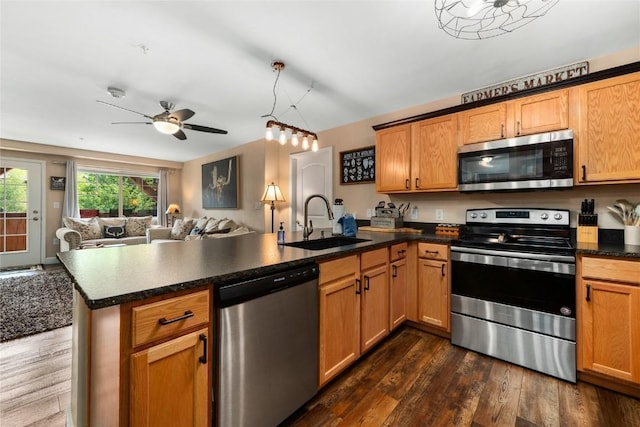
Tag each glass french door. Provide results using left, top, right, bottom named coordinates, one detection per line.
left=0, top=159, right=43, bottom=269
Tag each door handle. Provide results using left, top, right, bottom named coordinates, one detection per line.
left=392, top=264, right=398, bottom=278
left=364, top=275, right=370, bottom=291
left=586, top=284, right=591, bottom=302
left=516, top=121, right=521, bottom=136
left=582, top=165, right=587, bottom=181
left=415, top=178, right=420, bottom=188
left=355, top=278, right=361, bottom=295
left=405, top=179, right=410, bottom=190
left=441, top=264, right=445, bottom=277
left=199, top=334, right=207, bottom=364
left=32, top=217, right=39, bottom=221
left=500, top=124, right=505, bottom=138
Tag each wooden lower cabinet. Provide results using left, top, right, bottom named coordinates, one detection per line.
left=417, top=243, right=450, bottom=332
left=360, top=248, right=389, bottom=352
left=318, top=255, right=361, bottom=386
left=389, top=243, right=408, bottom=330
left=578, top=256, right=640, bottom=388
left=130, top=328, right=209, bottom=427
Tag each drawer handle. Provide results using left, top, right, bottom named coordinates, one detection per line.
left=392, top=264, right=398, bottom=278
left=424, top=250, right=439, bottom=255
left=586, top=284, right=591, bottom=302
left=199, top=334, right=207, bottom=364
left=397, top=249, right=406, bottom=256
left=158, top=310, right=194, bottom=325
left=364, top=275, right=370, bottom=291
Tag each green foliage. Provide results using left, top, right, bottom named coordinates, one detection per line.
left=0, top=168, right=28, bottom=213
left=78, top=173, right=157, bottom=215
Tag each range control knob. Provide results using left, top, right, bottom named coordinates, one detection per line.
left=480, top=212, right=488, bottom=219
left=540, top=212, right=549, bottom=220
left=470, top=212, right=478, bottom=219
left=554, top=213, right=563, bottom=221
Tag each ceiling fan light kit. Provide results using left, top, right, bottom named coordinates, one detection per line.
left=152, top=118, right=181, bottom=135
left=262, top=60, right=319, bottom=152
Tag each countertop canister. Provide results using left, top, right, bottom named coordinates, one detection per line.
left=624, top=225, right=640, bottom=246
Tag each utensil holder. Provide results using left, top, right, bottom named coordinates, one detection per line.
left=624, top=225, right=640, bottom=246
left=577, top=226, right=598, bottom=244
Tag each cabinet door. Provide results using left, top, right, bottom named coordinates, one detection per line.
left=460, top=103, right=507, bottom=144
left=578, top=73, right=640, bottom=182
left=418, top=259, right=449, bottom=331
left=319, top=276, right=361, bottom=386
left=411, top=114, right=458, bottom=190
left=389, top=258, right=407, bottom=331
left=511, top=89, right=569, bottom=137
left=361, top=264, right=389, bottom=352
left=375, top=125, right=411, bottom=192
left=130, top=328, right=209, bottom=427
left=579, top=279, right=640, bottom=383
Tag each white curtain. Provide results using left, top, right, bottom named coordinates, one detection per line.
left=157, top=168, right=168, bottom=226
left=62, top=160, right=79, bottom=221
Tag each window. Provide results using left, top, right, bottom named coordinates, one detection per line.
left=77, top=171, right=158, bottom=218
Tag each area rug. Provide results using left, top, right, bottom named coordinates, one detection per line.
left=0, top=268, right=73, bottom=342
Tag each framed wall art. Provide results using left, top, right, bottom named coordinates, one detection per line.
left=50, top=176, right=66, bottom=190
left=202, top=156, right=239, bottom=209
left=340, top=146, right=375, bottom=184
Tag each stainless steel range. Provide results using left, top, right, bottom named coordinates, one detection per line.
left=450, top=208, right=576, bottom=382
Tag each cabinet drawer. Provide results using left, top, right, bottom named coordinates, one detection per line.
left=319, top=255, right=359, bottom=284
left=361, top=247, right=388, bottom=270
left=390, top=243, right=408, bottom=262
left=581, top=256, right=640, bottom=285
left=418, top=242, right=448, bottom=261
left=132, top=290, right=210, bottom=347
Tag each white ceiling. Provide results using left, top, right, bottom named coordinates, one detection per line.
left=1, top=1, right=639, bottom=162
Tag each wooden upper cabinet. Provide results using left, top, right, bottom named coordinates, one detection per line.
left=460, top=103, right=507, bottom=144
left=411, top=114, right=458, bottom=190
left=375, top=124, right=411, bottom=192
left=510, top=89, right=569, bottom=137
left=577, top=72, right=640, bottom=183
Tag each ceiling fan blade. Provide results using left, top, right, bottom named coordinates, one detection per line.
left=183, top=123, right=228, bottom=134
left=173, top=129, right=187, bottom=140
left=170, top=109, right=195, bottom=122
left=111, top=121, right=152, bottom=125
left=96, top=100, right=153, bottom=119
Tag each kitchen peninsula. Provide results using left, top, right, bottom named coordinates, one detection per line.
left=58, top=230, right=640, bottom=426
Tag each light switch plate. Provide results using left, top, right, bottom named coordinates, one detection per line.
left=435, top=209, right=444, bottom=221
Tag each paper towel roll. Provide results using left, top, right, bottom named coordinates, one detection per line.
left=332, top=204, right=345, bottom=234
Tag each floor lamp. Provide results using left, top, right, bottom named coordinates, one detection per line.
left=261, top=183, right=285, bottom=233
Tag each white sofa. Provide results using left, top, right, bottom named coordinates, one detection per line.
left=147, top=217, right=253, bottom=244
left=56, top=216, right=159, bottom=251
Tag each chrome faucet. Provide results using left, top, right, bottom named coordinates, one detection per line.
left=303, top=194, right=334, bottom=240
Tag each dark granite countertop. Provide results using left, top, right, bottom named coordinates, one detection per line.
left=575, top=242, right=640, bottom=258
left=58, top=230, right=450, bottom=310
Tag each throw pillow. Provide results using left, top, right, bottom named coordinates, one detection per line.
left=63, top=217, right=102, bottom=241
left=98, top=217, right=126, bottom=237
left=194, top=216, right=209, bottom=230
left=170, top=219, right=195, bottom=240
left=217, top=218, right=238, bottom=231
left=104, top=225, right=125, bottom=238
left=125, top=216, right=152, bottom=237
left=203, top=218, right=221, bottom=233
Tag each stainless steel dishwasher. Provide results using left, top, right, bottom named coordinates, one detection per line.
left=216, top=263, right=319, bottom=427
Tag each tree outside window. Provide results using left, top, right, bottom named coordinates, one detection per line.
left=78, top=172, right=158, bottom=217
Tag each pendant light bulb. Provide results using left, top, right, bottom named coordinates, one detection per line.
left=291, top=133, right=299, bottom=147
left=279, top=128, right=287, bottom=145
left=265, top=126, right=274, bottom=141
left=311, top=139, right=319, bottom=152
left=302, top=135, right=310, bottom=150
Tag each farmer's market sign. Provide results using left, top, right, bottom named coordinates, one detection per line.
left=462, top=61, right=589, bottom=104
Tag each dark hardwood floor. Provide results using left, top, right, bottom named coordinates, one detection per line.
left=282, top=326, right=640, bottom=427
left=1, top=324, right=639, bottom=426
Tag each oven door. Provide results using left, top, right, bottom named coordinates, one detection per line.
left=450, top=246, right=577, bottom=382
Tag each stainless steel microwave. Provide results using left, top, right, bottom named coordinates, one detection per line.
left=457, top=130, right=573, bottom=192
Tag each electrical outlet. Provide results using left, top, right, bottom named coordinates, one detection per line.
left=411, top=206, right=419, bottom=220
left=366, top=209, right=372, bottom=218
left=53, top=201, right=60, bottom=209
left=435, top=209, right=444, bottom=221
left=53, top=237, right=60, bottom=246
left=254, top=201, right=263, bottom=210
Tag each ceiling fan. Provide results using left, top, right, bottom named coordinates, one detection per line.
left=97, top=100, right=228, bottom=140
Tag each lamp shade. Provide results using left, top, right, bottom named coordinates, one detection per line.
left=261, top=183, right=285, bottom=203
left=165, top=203, right=181, bottom=214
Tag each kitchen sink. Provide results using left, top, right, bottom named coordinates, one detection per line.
left=283, top=236, right=371, bottom=251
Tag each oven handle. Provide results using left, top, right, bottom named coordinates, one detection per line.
left=451, top=246, right=575, bottom=263
left=451, top=248, right=575, bottom=275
